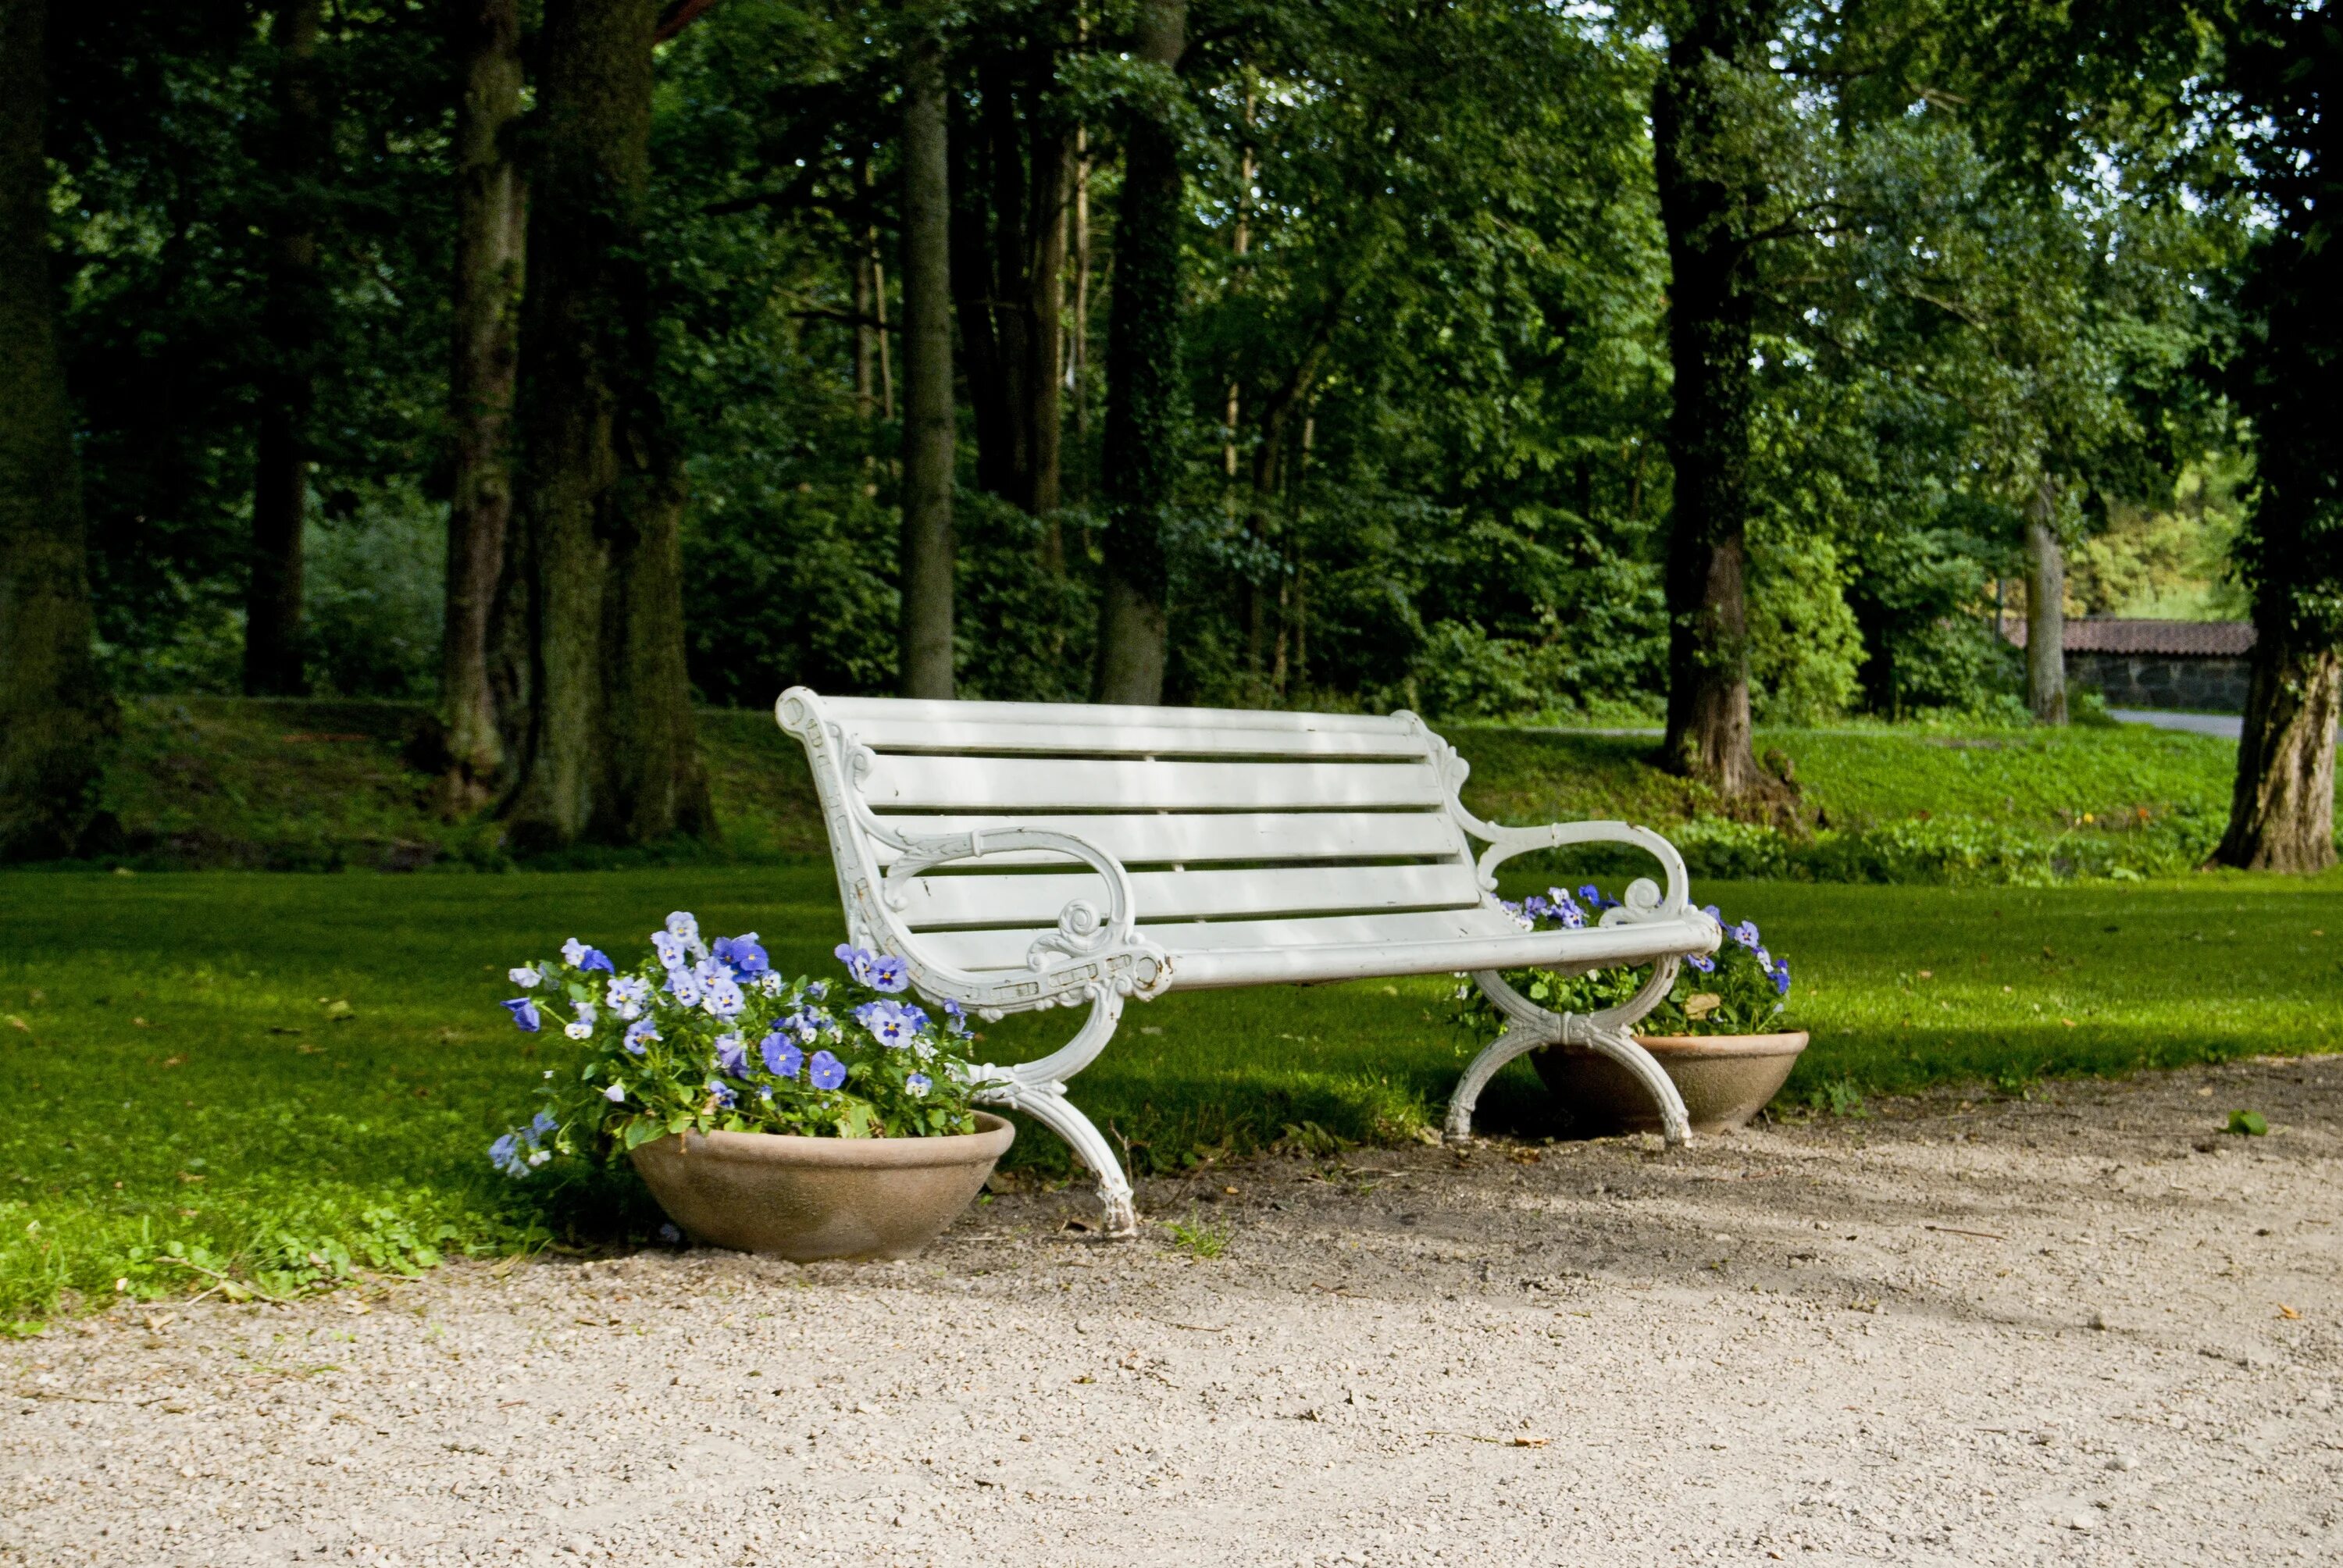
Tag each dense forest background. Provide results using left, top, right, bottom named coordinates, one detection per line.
left=2, top=0, right=2335, bottom=867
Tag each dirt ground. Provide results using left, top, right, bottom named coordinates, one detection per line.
left=7, top=1056, right=2341, bottom=1566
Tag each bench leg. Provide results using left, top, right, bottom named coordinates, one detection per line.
left=979, top=1078, right=1138, bottom=1238
left=1445, top=965, right=1692, bottom=1149
left=968, top=989, right=1138, bottom=1238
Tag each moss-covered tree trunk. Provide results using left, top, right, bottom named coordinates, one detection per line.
left=897, top=23, right=957, bottom=700
left=2216, top=630, right=2338, bottom=871
left=439, top=0, right=526, bottom=808
left=1650, top=0, right=1791, bottom=806
left=1091, top=0, right=1186, bottom=705
left=0, top=0, right=113, bottom=859
left=501, top=0, right=711, bottom=849
left=241, top=0, right=326, bottom=697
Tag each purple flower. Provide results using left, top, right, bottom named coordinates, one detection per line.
left=664, top=969, right=704, bottom=1008
left=1730, top=920, right=1760, bottom=950
left=651, top=931, right=688, bottom=970
left=502, top=998, right=542, bottom=1033
left=1771, top=960, right=1792, bottom=996
left=870, top=954, right=910, bottom=993
left=808, top=1049, right=847, bottom=1091
left=1523, top=894, right=1550, bottom=921
left=1578, top=884, right=1611, bottom=910
left=833, top=944, right=876, bottom=985
left=530, top=1110, right=557, bottom=1136
left=605, top=975, right=651, bottom=1019
left=715, top=1032, right=748, bottom=1075
left=707, top=1079, right=736, bottom=1109
left=804, top=979, right=829, bottom=1000
left=905, top=1072, right=932, bottom=1098
left=942, top=998, right=969, bottom=1035
left=900, top=1003, right=929, bottom=1032
left=855, top=999, right=916, bottom=1049
left=488, top=1132, right=522, bottom=1174
left=561, top=938, right=613, bottom=973
left=623, top=1017, right=659, bottom=1055
left=702, top=975, right=745, bottom=1020
left=1702, top=903, right=1723, bottom=924
left=602, top=1082, right=626, bottom=1103
left=1686, top=953, right=1717, bottom=974
left=665, top=911, right=701, bottom=946
left=1550, top=892, right=1586, bottom=929
left=712, top=934, right=769, bottom=976
left=761, top=1031, right=804, bottom=1078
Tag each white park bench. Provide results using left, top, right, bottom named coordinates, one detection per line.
left=776, top=689, right=1721, bottom=1235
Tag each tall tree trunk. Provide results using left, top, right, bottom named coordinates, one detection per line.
left=241, top=0, right=326, bottom=697
left=501, top=0, right=711, bottom=850
left=440, top=0, right=526, bottom=809
left=1062, top=117, right=1089, bottom=519
left=950, top=50, right=1071, bottom=521
left=0, top=0, right=113, bottom=860
left=1091, top=0, right=1186, bottom=705
left=1650, top=0, right=1790, bottom=807
left=897, top=23, right=957, bottom=700
left=2215, top=623, right=2338, bottom=871
left=2023, top=478, right=2067, bottom=725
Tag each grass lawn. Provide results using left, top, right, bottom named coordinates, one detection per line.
left=4, top=864, right=2338, bottom=1327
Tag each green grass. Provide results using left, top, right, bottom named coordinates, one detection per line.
left=80, top=697, right=2281, bottom=882
left=4, top=865, right=2338, bottom=1326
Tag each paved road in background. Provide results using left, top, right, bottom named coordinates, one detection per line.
left=2111, top=708, right=2242, bottom=739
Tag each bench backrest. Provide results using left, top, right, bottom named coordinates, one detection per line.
left=776, top=690, right=1495, bottom=979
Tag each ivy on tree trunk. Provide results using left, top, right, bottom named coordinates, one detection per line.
left=1650, top=0, right=1791, bottom=807
left=1092, top=0, right=1186, bottom=706
left=0, top=0, right=114, bottom=859
left=500, top=0, right=711, bottom=850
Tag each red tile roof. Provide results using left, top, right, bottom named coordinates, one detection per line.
left=1999, top=617, right=2256, bottom=657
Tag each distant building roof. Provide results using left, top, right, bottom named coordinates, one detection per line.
left=1999, top=617, right=2256, bottom=657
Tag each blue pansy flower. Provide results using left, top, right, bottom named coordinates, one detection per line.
left=1730, top=920, right=1760, bottom=949
left=489, top=1132, right=522, bottom=1175
left=530, top=1110, right=557, bottom=1136
left=855, top=999, right=916, bottom=1049
left=665, top=969, right=704, bottom=1008
left=561, top=938, right=612, bottom=973
left=899, top=1003, right=930, bottom=1033
left=942, top=998, right=969, bottom=1035
left=605, top=975, right=650, bottom=1019
left=1702, top=903, right=1723, bottom=924
left=833, top=944, right=876, bottom=985
left=713, top=934, right=769, bottom=976
left=707, top=1079, right=736, bottom=1109
left=623, top=1017, right=659, bottom=1054
left=665, top=911, right=701, bottom=946
left=808, top=1049, right=847, bottom=1091
left=905, top=1073, right=932, bottom=1098
left=804, top=979, right=829, bottom=1001
left=715, top=1032, right=748, bottom=1075
left=651, top=931, right=688, bottom=970
left=1578, top=884, right=1612, bottom=911
left=761, top=1032, right=804, bottom=1078
left=1685, top=953, right=1717, bottom=973
left=508, top=965, right=541, bottom=989
left=703, top=975, right=745, bottom=1020
left=1771, top=961, right=1792, bottom=996
left=602, top=1082, right=626, bottom=1102
left=502, top=998, right=541, bottom=1032
left=1523, top=894, right=1550, bottom=921
left=871, top=954, right=910, bottom=993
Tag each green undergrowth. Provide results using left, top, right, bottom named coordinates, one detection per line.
left=60, top=697, right=2285, bottom=885
left=4, top=866, right=2338, bottom=1327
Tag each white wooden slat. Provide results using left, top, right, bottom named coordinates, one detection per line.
left=866, top=811, right=1468, bottom=868
left=836, top=715, right=1427, bottom=759
left=911, top=907, right=1525, bottom=973
left=907, top=909, right=1719, bottom=992
left=891, top=861, right=1486, bottom=931
left=823, top=695, right=1411, bottom=737
left=859, top=754, right=1447, bottom=812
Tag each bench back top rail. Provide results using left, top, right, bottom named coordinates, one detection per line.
left=776, top=688, right=1692, bottom=1013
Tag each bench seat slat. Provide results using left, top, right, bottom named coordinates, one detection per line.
left=861, top=754, right=1447, bottom=812
left=867, top=810, right=1469, bottom=868
left=910, top=909, right=1714, bottom=990
left=891, top=861, right=1486, bottom=931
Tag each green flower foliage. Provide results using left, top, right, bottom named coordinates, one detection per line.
left=487, top=916, right=980, bottom=1181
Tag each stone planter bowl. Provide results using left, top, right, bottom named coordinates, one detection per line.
left=629, top=1112, right=1015, bottom=1262
left=1534, top=1032, right=1810, bottom=1135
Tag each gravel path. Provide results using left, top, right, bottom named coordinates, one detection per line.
left=8, top=1057, right=2340, bottom=1566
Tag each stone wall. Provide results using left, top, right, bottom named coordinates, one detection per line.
left=2067, top=653, right=2252, bottom=713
